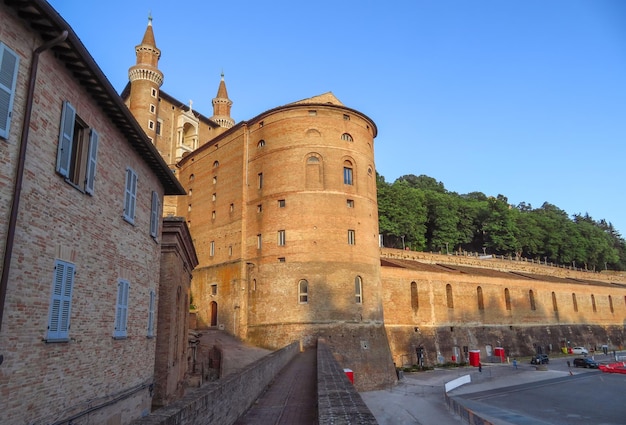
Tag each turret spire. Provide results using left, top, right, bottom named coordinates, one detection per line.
left=210, top=72, right=234, bottom=129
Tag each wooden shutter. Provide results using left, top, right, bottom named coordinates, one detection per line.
left=114, top=280, right=129, bottom=338
left=85, top=129, right=99, bottom=194
left=0, top=43, right=19, bottom=139
left=56, top=101, right=76, bottom=177
left=147, top=290, right=155, bottom=337
left=124, top=168, right=137, bottom=222
left=150, top=191, right=160, bottom=238
left=47, top=260, right=75, bottom=340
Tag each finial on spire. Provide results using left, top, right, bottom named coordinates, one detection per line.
left=221, top=69, right=224, bottom=80
left=148, top=11, right=153, bottom=26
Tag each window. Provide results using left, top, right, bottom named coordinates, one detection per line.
left=341, top=133, right=353, bottom=142
left=278, top=257, right=286, bottom=262
left=308, top=110, right=317, bottom=116
left=148, top=120, right=154, bottom=130
left=230, top=203, right=234, bottom=212
left=257, top=139, right=265, bottom=148
left=572, top=293, right=578, bottom=312
left=213, top=176, right=217, bottom=184
left=504, top=288, right=511, bottom=310
left=156, top=120, right=162, bottom=135
left=114, top=279, right=130, bottom=338
left=150, top=104, right=155, bottom=113
left=257, top=234, right=262, bottom=249
left=258, top=172, right=263, bottom=189
left=278, top=230, right=285, bottom=246
left=477, top=286, right=484, bottom=310
left=46, top=260, right=75, bottom=341
left=257, top=204, right=262, bottom=213
left=213, top=160, right=219, bottom=168
left=609, top=295, right=614, bottom=313
left=446, top=284, right=454, bottom=308
left=212, top=193, right=216, bottom=201
left=591, top=294, right=597, bottom=312
left=552, top=292, right=558, bottom=312
left=212, top=211, right=216, bottom=219
left=210, top=241, right=215, bottom=256
left=343, top=162, right=353, bottom=185
left=259, top=121, right=264, bottom=127
left=228, top=245, right=232, bottom=256
left=210, top=284, right=217, bottom=296
left=56, top=101, right=99, bottom=194
left=355, top=276, right=363, bottom=304
left=150, top=191, right=161, bottom=239
left=278, top=199, right=285, bottom=208
left=410, top=281, right=418, bottom=311
left=147, top=290, right=155, bottom=337
left=0, top=42, right=20, bottom=139
left=347, top=199, right=354, bottom=208
left=151, top=88, right=157, bottom=97
left=299, top=280, right=308, bottom=304
left=348, top=229, right=355, bottom=245
left=529, top=290, right=536, bottom=311
left=343, top=114, right=350, bottom=120
left=123, top=168, right=138, bottom=224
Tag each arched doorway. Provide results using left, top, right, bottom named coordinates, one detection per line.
left=210, top=301, right=218, bottom=327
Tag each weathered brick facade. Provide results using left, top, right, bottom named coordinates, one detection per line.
left=0, top=2, right=184, bottom=423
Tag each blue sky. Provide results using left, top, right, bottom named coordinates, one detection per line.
left=48, top=0, right=626, bottom=236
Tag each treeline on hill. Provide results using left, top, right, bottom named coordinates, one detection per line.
left=377, top=174, right=626, bottom=271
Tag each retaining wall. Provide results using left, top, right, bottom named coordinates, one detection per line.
left=131, top=342, right=299, bottom=425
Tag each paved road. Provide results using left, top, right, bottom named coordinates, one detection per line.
left=362, top=354, right=626, bottom=425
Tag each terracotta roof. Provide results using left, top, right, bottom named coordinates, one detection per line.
left=5, top=0, right=185, bottom=195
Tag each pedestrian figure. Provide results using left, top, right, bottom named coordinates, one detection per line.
left=567, top=360, right=571, bottom=368
left=478, top=362, right=482, bottom=373
left=513, top=358, right=517, bottom=369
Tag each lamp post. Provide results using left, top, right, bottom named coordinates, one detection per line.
left=401, top=235, right=405, bottom=250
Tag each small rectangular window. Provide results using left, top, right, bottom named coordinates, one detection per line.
left=257, top=234, right=262, bottom=250
left=348, top=229, right=355, bottom=245
left=278, top=257, right=286, bottom=262
left=258, top=173, right=263, bottom=189
left=212, top=210, right=216, bottom=219
left=212, top=193, right=216, bottom=201
left=156, top=120, right=162, bottom=135
left=278, top=230, right=286, bottom=246
left=228, top=245, right=233, bottom=256
left=278, top=199, right=286, bottom=208
left=257, top=204, right=263, bottom=213
left=343, top=114, right=350, bottom=120
left=123, top=168, right=138, bottom=224
left=347, top=199, right=354, bottom=208
left=46, top=260, right=75, bottom=341
left=150, top=104, right=156, bottom=113
left=259, top=121, right=264, bottom=128
left=308, top=110, right=317, bottom=116
left=114, top=279, right=130, bottom=338
left=211, top=284, right=217, bottom=296
left=230, top=203, right=234, bottom=212
left=151, top=88, right=157, bottom=97
left=147, top=290, right=156, bottom=337
left=0, top=42, right=20, bottom=139
left=210, top=241, right=215, bottom=256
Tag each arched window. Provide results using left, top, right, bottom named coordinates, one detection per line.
left=213, top=160, right=219, bottom=168
left=529, top=290, right=536, bottom=310
left=504, top=288, right=511, bottom=311
left=307, top=156, right=319, bottom=163
left=410, top=282, right=418, bottom=311
left=477, top=286, right=484, bottom=310
left=305, top=154, right=323, bottom=189
left=189, top=174, right=195, bottom=181
left=257, top=139, right=266, bottom=148
left=446, top=284, right=454, bottom=309
left=591, top=294, right=597, bottom=312
left=298, top=280, right=308, bottom=304
left=609, top=295, right=614, bottom=313
left=343, top=160, right=353, bottom=185
left=341, top=133, right=353, bottom=142
left=572, top=293, right=578, bottom=312
left=552, top=292, right=558, bottom=312
left=355, top=276, right=363, bottom=304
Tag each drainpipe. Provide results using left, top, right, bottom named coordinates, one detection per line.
left=0, top=31, right=69, bottom=359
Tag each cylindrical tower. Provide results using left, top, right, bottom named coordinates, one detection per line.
left=128, top=16, right=163, bottom=142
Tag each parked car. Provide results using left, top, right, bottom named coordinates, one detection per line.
left=531, top=354, right=549, bottom=364
left=572, top=347, right=589, bottom=355
left=573, top=357, right=598, bottom=368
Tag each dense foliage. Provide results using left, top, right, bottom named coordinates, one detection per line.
left=377, top=174, right=626, bottom=271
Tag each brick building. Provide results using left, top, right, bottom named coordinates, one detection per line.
left=0, top=1, right=185, bottom=423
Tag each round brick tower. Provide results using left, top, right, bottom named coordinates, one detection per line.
left=127, top=16, right=163, bottom=142
left=177, top=93, right=396, bottom=390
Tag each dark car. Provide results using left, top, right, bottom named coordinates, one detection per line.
left=530, top=354, right=549, bottom=364
left=573, top=357, right=599, bottom=368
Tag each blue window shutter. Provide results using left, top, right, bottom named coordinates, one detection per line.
left=124, top=168, right=137, bottom=223
left=0, top=43, right=20, bottom=139
left=147, top=290, right=155, bottom=337
left=114, top=279, right=130, bottom=338
left=47, top=260, right=75, bottom=340
left=56, top=101, right=75, bottom=177
left=85, top=129, right=99, bottom=195
left=150, top=191, right=160, bottom=238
